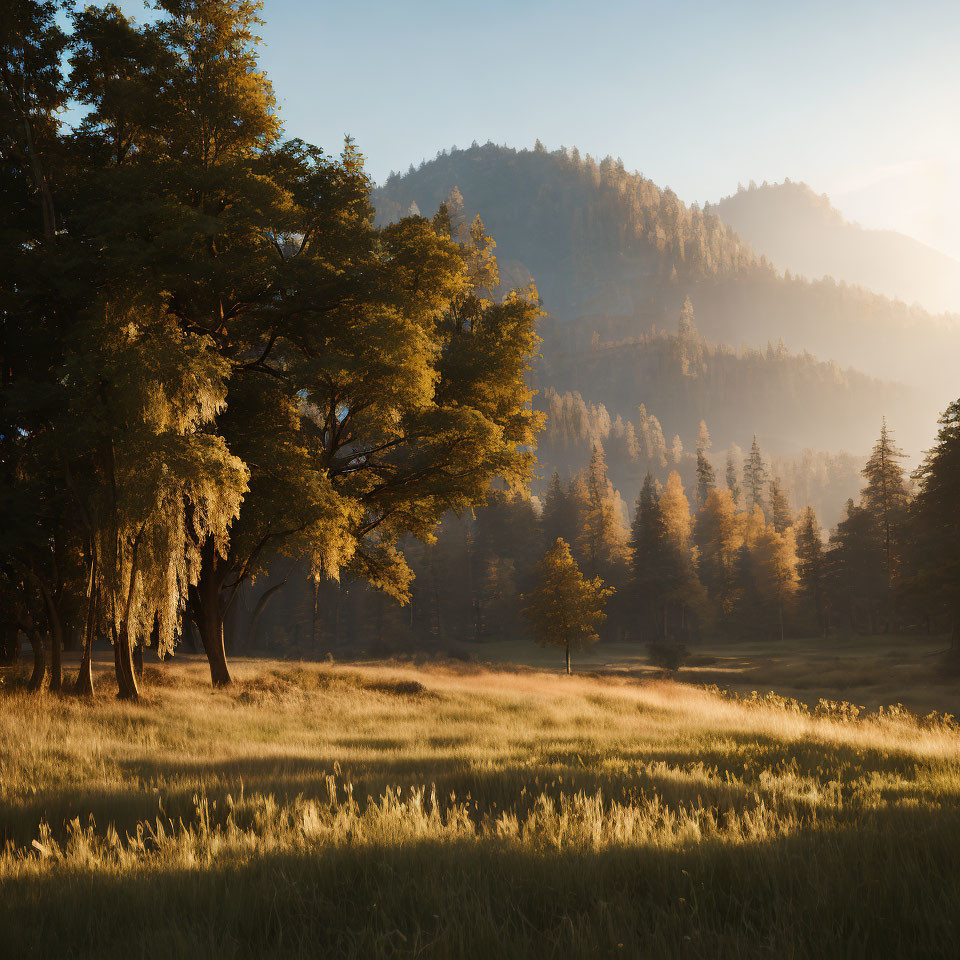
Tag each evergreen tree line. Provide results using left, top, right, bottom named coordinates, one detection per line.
left=542, top=297, right=917, bottom=457
left=0, top=0, right=542, bottom=697
left=539, top=382, right=863, bottom=531
left=311, top=414, right=960, bottom=657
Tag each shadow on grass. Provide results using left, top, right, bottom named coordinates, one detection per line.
left=3, top=806, right=959, bottom=960
left=4, top=724, right=956, bottom=849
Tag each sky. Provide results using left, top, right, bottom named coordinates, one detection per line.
left=119, top=0, right=960, bottom=259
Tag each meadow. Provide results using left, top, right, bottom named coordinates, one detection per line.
left=2, top=642, right=959, bottom=959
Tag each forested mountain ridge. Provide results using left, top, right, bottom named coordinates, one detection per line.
left=706, top=180, right=960, bottom=316
left=374, top=143, right=957, bottom=451
left=540, top=302, right=914, bottom=455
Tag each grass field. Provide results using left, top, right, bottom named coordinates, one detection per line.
left=2, top=639, right=959, bottom=958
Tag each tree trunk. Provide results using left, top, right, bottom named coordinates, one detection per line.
left=247, top=581, right=286, bottom=650
left=190, top=541, right=232, bottom=687
left=75, top=631, right=95, bottom=697
left=74, top=570, right=97, bottom=697
left=27, top=629, right=45, bottom=691
left=196, top=603, right=231, bottom=687
left=565, top=642, right=571, bottom=675
left=114, top=627, right=140, bottom=700
left=778, top=594, right=785, bottom=644
left=133, top=642, right=143, bottom=680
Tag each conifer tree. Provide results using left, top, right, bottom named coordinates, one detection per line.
left=659, top=471, right=706, bottom=637
left=769, top=477, right=793, bottom=533
left=696, top=448, right=715, bottom=509
left=578, top=446, right=626, bottom=577
left=697, top=420, right=711, bottom=452
left=725, top=449, right=742, bottom=507
left=694, top=489, right=744, bottom=620
left=795, top=506, right=826, bottom=635
left=523, top=538, right=612, bottom=674
left=827, top=499, right=886, bottom=634
left=629, top=474, right=670, bottom=639
left=743, top=435, right=768, bottom=517
left=908, top=400, right=960, bottom=650
left=861, top=418, right=909, bottom=585
left=540, top=472, right=574, bottom=548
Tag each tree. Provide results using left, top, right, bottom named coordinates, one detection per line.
left=795, top=506, right=826, bottom=636
left=908, top=400, right=960, bottom=650
left=697, top=419, right=711, bottom=452
left=658, top=471, right=706, bottom=638
left=769, top=477, right=793, bottom=533
left=861, top=418, right=909, bottom=585
left=827, top=499, right=886, bottom=634
left=725, top=448, right=742, bottom=507
left=578, top=445, right=626, bottom=577
left=696, top=448, right=715, bottom=509
left=743, top=435, right=768, bottom=517
left=540, top=472, right=578, bottom=549
left=523, top=538, right=612, bottom=674
left=629, top=474, right=669, bottom=640
left=66, top=1, right=544, bottom=687
left=0, top=0, right=66, bottom=242
left=751, top=525, right=798, bottom=642
left=694, top=489, right=744, bottom=622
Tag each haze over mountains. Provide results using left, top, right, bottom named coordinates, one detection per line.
left=707, top=180, right=960, bottom=317
left=375, top=144, right=954, bottom=470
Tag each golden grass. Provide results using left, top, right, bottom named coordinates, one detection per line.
left=2, top=656, right=959, bottom=958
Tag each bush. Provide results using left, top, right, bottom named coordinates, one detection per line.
left=647, top=641, right=689, bottom=672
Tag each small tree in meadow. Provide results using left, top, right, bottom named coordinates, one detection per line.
left=523, top=538, right=613, bottom=674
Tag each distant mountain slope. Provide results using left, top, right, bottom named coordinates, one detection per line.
left=541, top=309, right=915, bottom=455
left=374, top=144, right=952, bottom=454
left=706, top=181, right=960, bottom=316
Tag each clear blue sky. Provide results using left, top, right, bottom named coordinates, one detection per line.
left=124, top=0, right=960, bottom=258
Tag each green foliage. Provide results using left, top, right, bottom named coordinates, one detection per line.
left=0, top=0, right=544, bottom=693
left=907, top=399, right=960, bottom=646
left=743, top=435, right=768, bottom=518
left=769, top=477, right=793, bottom=533
left=523, top=539, right=612, bottom=668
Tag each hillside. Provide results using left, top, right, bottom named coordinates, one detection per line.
left=707, top=181, right=960, bottom=316
left=374, top=144, right=946, bottom=457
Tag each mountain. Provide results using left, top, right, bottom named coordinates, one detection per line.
left=374, top=143, right=953, bottom=462
left=706, top=181, right=960, bottom=316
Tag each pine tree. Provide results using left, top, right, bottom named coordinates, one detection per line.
left=697, top=420, right=711, bottom=452
left=908, top=400, right=960, bottom=649
left=861, top=418, right=909, bottom=585
left=743, top=435, right=768, bottom=516
left=694, top=489, right=744, bottom=621
left=725, top=448, right=742, bottom=507
left=659, top=471, right=706, bottom=637
left=629, top=474, right=670, bottom=640
left=827, top=499, right=886, bottom=634
left=578, top=446, right=626, bottom=577
left=795, top=506, right=825, bottom=636
left=696, top=448, right=715, bottom=509
left=540, top=473, right=573, bottom=547
left=769, top=477, right=793, bottom=533
left=523, top=538, right=613, bottom=674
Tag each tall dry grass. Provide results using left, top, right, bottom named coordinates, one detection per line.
left=1, top=658, right=958, bottom=958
